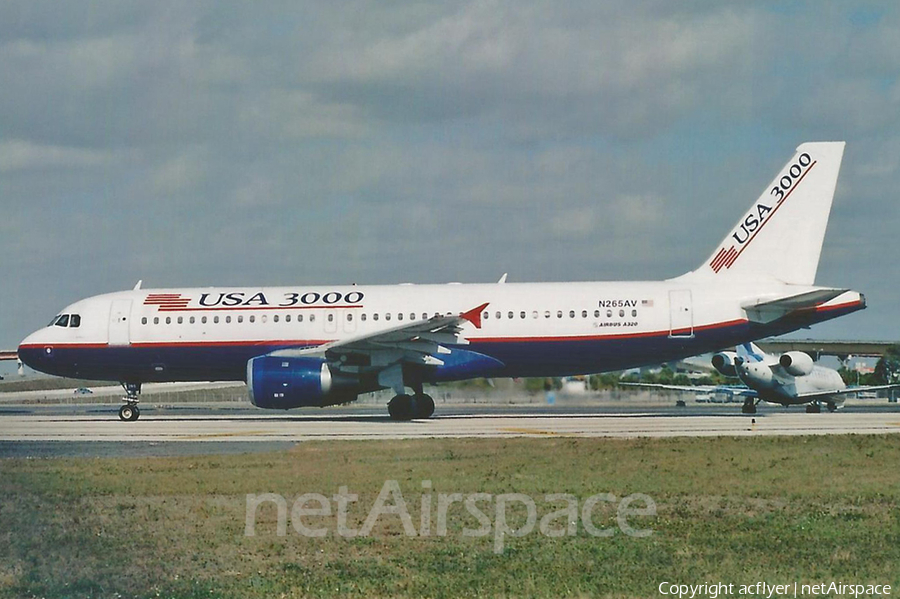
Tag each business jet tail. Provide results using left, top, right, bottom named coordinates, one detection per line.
left=689, top=142, right=845, bottom=285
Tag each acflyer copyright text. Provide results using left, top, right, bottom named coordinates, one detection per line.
left=658, top=581, right=891, bottom=598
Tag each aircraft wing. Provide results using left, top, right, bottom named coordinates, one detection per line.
left=269, top=302, right=492, bottom=372
left=742, top=288, right=849, bottom=324
left=621, top=382, right=757, bottom=397
left=794, top=384, right=900, bottom=401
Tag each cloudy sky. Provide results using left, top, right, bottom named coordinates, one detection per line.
left=2, top=1, right=899, bottom=350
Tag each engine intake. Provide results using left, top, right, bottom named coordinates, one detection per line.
left=711, top=351, right=739, bottom=377
left=779, top=351, right=814, bottom=376
left=247, top=356, right=357, bottom=409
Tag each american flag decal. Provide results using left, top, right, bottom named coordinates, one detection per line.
left=709, top=246, right=740, bottom=273
left=144, top=293, right=191, bottom=310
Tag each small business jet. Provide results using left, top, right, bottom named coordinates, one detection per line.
left=628, top=342, right=900, bottom=414
left=18, top=142, right=866, bottom=421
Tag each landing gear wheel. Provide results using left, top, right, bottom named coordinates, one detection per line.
left=741, top=399, right=757, bottom=415
left=388, top=394, right=413, bottom=421
left=826, top=402, right=837, bottom=413
left=119, top=404, right=140, bottom=422
left=805, top=403, right=821, bottom=414
left=414, top=393, right=435, bottom=419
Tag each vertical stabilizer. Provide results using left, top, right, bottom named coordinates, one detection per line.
left=691, top=142, right=845, bottom=285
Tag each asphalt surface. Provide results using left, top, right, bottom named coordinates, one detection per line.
left=1, top=401, right=899, bottom=458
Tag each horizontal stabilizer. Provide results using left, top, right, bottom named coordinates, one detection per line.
left=742, top=289, right=848, bottom=323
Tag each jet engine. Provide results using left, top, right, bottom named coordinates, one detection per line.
left=778, top=351, right=814, bottom=376
left=711, top=351, right=739, bottom=377
left=247, top=356, right=358, bottom=409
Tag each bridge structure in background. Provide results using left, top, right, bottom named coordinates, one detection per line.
left=756, top=340, right=897, bottom=361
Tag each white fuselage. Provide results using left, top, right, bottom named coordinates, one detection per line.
left=18, top=279, right=864, bottom=386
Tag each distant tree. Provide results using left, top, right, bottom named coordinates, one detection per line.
left=837, top=366, right=857, bottom=386
left=874, top=345, right=900, bottom=384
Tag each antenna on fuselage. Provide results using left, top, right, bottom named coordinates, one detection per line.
left=497, top=273, right=508, bottom=284
left=133, top=280, right=143, bottom=290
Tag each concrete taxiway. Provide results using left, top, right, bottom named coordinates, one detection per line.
left=1, top=402, right=899, bottom=457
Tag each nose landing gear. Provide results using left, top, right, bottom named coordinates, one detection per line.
left=118, top=382, right=141, bottom=422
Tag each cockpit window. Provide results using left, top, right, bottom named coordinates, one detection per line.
left=55, top=314, right=70, bottom=328
left=70, top=314, right=81, bottom=328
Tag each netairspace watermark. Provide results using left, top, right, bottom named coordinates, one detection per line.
left=658, top=581, right=892, bottom=598
left=244, top=479, right=656, bottom=553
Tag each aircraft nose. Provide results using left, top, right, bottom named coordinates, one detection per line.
left=18, top=330, right=52, bottom=372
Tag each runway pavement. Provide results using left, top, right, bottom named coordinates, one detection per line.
left=1, top=402, right=899, bottom=457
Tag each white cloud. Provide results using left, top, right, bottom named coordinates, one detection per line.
left=0, top=140, right=121, bottom=171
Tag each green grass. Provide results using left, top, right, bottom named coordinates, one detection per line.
left=1, top=436, right=899, bottom=598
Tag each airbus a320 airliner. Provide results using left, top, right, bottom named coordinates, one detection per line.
left=19, top=142, right=865, bottom=421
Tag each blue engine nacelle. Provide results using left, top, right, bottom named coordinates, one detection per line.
left=247, top=356, right=357, bottom=409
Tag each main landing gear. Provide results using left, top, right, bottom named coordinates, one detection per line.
left=805, top=401, right=837, bottom=413
left=118, top=382, right=141, bottom=422
left=388, top=393, right=435, bottom=420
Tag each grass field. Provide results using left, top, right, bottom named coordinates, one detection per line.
left=1, top=435, right=898, bottom=598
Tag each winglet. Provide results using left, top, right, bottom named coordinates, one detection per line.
left=498, top=273, right=508, bottom=284
left=461, top=302, right=490, bottom=329
left=133, top=280, right=143, bottom=291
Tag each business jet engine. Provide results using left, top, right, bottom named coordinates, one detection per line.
left=247, top=356, right=358, bottom=409
left=711, top=351, right=740, bottom=377
left=778, top=351, right=814, bottom=376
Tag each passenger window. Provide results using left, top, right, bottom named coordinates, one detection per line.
left=582, top=310, right=588, bottom=318
left=70, top=314, right=81, bottom=328
left=619, top=309, right=625, bottom=318
left=190, top=316, right=196, bottom=324
left=532, top=311, right=538, bottom=319
left=410, top=313, right=415, bottom=320
left=327, top=314, right=334, bottom=322
left=141, top=317, right=147, bottom=325
left=298, top=314, right=303, bottom=322
left=309, top=314, right=315, bottom=322
left=226, top=315, right=232, bottom=324
left=496, top=311, right=501, bottom=319
left=261, top=315, right=267, bottom=324
left=201, top=316, right=207, bottom=324
left=347, top=313, right=353, bottom=322
left=385, top=313, right=391, bottom=321
left=285, top=315, right=291, bottom=323
left=557, top=311, right=563, bottom=319
left=594, top=310, right=600, bottom=318
left=422, top=313, right=428, bottom=320
left=398, top=313, right=404, bottom=321
left=166, top=317, right=172, bottom=325
left=607, top=309, right=613, bottom=318
left=508, top=311, right=514, bottom=319
left=177, top=316, right=183, bottom=324
left=569, top=310, right=575, bottom=318
left=520, top=311, right=526, bottom=319
left=214, top=315, right=220, bottom=324
left=374, top=314, right=379, bottom=321
left=632, top=309, right=637, bottom=317
left=482, top=312, right=488, bottom=320
left=236, top=315, right=241, bottom=324
left=153, top=317, right=159, bottom=325
left=544, top=311, right=550, bottom=319
left=361, top=314, right=367, bottom=322
left=249, top=315, right=254, bottom=323
left=273, top=315, right=279, bottom=323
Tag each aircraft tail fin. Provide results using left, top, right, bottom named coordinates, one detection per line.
left=690, top=142, right=845, bottom=285
left=736, top=342, right=766, bottom=364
